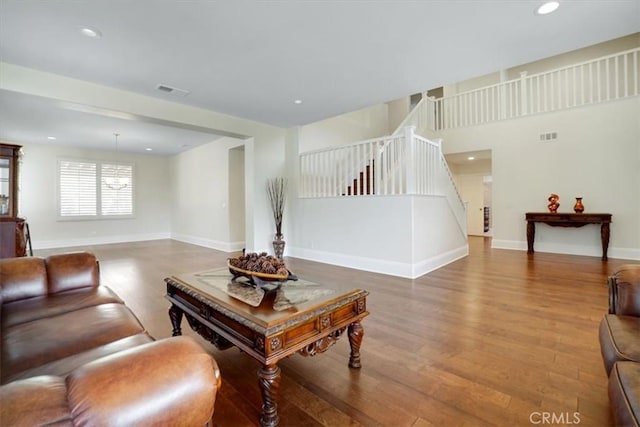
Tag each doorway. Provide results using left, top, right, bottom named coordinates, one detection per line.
left=444, top=150, right=492, bottom=237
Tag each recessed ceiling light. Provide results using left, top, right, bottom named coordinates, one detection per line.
left=47, top=136, right=56, bottom=140
left=80, top=26, right=102, bottom=39
left=294, top=99, right=303, bottom=104
left=535, top=1, right=560, bottom=15
left=145, top=148, right=153, bottom=151
left=467, top=156, right=475, bottom=160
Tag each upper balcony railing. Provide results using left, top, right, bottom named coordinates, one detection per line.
left=395, top=47, right=639, bottom=133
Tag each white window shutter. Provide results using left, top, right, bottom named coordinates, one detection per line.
left=59, top=160, right=97, bottom=216
left=101, top=163, right=133, bottom=215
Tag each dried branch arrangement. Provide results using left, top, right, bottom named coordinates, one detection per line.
left=267, top=177, right=287, bottom=238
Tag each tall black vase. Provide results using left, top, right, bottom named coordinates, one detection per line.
left=273, top=234, right=285, bottom=260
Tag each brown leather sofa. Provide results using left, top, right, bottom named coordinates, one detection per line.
left=599, top=264, right=640, bottom=426
left=0, top=252, right=221, bottom=426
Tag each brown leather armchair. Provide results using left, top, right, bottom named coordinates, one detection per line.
left=0, top=252, right=221, bottom=426
left=599, top=264, right=640, bottom=426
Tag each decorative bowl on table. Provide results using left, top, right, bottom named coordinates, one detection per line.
left=227, top=252, right=293, bottom=286
left=227, top=263, right=289, bottom=282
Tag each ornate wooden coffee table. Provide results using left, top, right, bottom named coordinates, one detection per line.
left=165, top=268, right=369, bottom=427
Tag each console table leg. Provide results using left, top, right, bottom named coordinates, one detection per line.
left=526, top=221, right=535, bottom=254
left=348, top=322, right=364, bottom=369
left=169, top=304, right=184, bottom=336
left=258, top=364, right=281, bottom=427
left=601, top=223, right=610, bottom=261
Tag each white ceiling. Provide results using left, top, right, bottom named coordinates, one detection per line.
left=0, top=1, right=638, bottom=155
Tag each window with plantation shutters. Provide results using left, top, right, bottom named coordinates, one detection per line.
left=58, top=159, right=134, bottom=219
left=59, top=160, right=97, bottom=217
left=101, top=163, right=133, bottom=215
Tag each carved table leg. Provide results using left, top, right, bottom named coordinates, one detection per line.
left=601, top=223, right=610, bottom=261
left=348, top=322, right=364, bottom=369
left=169, top=304, right=184, bottom=336
left=258, top=364, right=281, bottom=427
left=526, top=221, right=535, bottom=254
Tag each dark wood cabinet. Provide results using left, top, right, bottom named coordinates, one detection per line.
left=0, top=143, right=21, bottom=217
left=0, top=217, right=27, bottom=258
left=0, top=143, right=27, bottom=258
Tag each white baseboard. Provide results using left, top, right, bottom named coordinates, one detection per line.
left=491, top=239, right=527, bottom=251
left=32, top=232, right=171, bottom=250
left=411, top=245, right=469, bottom=278
left=492, top=239, right=640, bottom=261
left=287, top=245, right=468, bottom=279
left=171, top=233, right=244, bottom=253
left=610, top=247, right=640, bottom=260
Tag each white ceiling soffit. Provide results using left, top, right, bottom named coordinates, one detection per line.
left=0, top=90, right=229, bottom=155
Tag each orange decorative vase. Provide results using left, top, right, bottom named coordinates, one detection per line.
left=573, top=197, right=584, bottom=213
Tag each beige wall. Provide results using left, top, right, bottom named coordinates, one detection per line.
left=170, top=137, right=245, bottom=251
left=5, top=34, right=639, bottom=265
left=445, top=33, right=640, bottom=95
left=386, top=97, right=411, bottom=133
left=0, top=63, right=288, bottom=253
left=457, top=174, right=486, bottom=236
left=228, top=146, right=245, bottom=244
left=440, top=96, right=639, bottom=259
left=507, top=33, right=640, bottom=79
left=19, top=142, right=171, bottom=248
left=299, top=103, right=389, bottom=153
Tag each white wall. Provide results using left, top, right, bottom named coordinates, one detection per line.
left=249, top=129, right=290, bottom=253
left=386, top=97, right=411, bottom=133
left=411, top=196, right=468, bottom=273
left=449, top=159, right=493, bottom=236
left=1, top=64, right=289, bottom=253
left=20, top=143, right=171, bottom=249
left=439, top=97, right=640, bottom=260
left=457, top=174, right=486, bottom=236
left=228, top=146, right=245, bottom=244
left=506, top=33, right=639, bottom=80
left=444, top=34, right=639, bottom=96
left=170, top=137, right=244, bottom=251
left=299, top=103, right=389, bottom=153
left=289, top=195, right=467, bottom=278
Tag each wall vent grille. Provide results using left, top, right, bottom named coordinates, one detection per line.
left=539, top=132, right=558, bottom=142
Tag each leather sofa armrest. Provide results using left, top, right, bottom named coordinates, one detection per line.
left=66, top=336, right=221, bottom=426
left=608, top=264, right=640, bottom=316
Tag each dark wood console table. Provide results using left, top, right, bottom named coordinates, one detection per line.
left=525, top=212, right=612, bottom=260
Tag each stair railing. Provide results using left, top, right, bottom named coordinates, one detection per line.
left=396, top=47, right=639, bottom=133
left=299, top=127, right=468, bottom=236
left=299, top=135, right=400, bottom=197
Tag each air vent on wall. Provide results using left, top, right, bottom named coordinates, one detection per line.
left=539, top=132, right=558, bottom=142
left=156, top=84, right=190, bottom=97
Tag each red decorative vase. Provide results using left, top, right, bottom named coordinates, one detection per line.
left=547, top=193, right=560, bottom=213
left=573, top=197, right=584, bottom=213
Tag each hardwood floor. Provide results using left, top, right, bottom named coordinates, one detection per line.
left=35, top=237, right=628, bottom=426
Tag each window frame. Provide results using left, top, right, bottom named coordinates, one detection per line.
left=57, top=157, right=136, bottom=221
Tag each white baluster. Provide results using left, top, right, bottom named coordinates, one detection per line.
left=520, top=71, right=528, bottom=116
